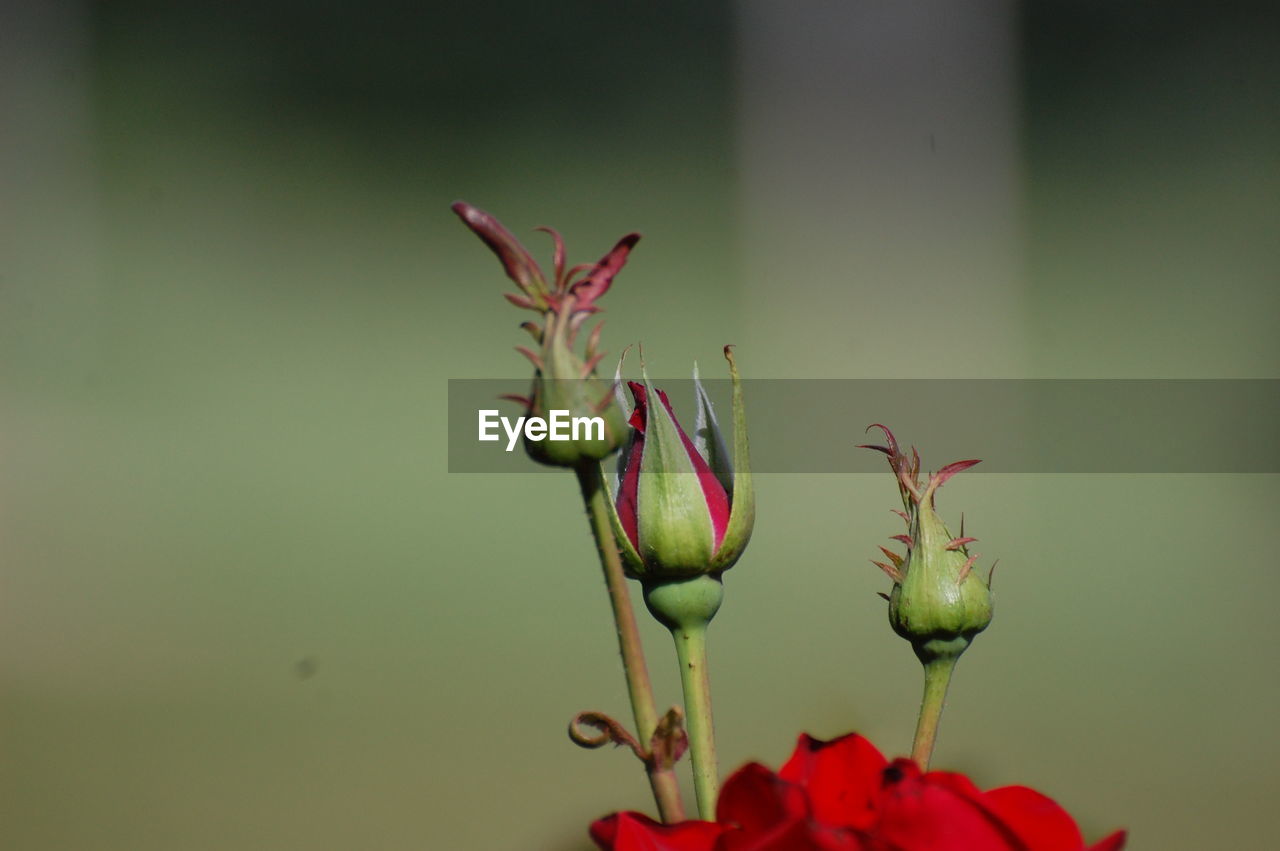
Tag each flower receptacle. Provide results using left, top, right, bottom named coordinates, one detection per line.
left=643, top=575, right=725, bottom=632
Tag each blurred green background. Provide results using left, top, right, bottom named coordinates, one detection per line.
left=2, top=2, right=1277, bottom=849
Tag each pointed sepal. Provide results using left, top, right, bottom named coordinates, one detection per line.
left=693, top=361, right=733, bottom=497
left=709, top=346, right=754, bottom=572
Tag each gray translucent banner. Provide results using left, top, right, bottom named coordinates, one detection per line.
left=448, top=379, right=1279, bottom=473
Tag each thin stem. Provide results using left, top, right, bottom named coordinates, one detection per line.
left=672, top=623, right=718, bottom=820
left=911, top=656, right=958, bottom=770
left=575, top=465, right=686, bottom=823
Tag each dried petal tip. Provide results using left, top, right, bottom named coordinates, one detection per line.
left=568, top=233, right=640, bottom=312
left=931, top=458, right=983, bottom=491
left=451, top=201, right=547, bottom=300
left=858, top=423, right=900, bottom=456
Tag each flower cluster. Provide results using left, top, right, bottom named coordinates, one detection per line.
left=592, top=732, right=1127, bottom=851
left=454, top=203, right=1127, bottom=848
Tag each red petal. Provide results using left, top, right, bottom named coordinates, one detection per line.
left=590, top=811, right=724, bottom=851
left=874, top=760, right=1022, bottom=850
left=979, top=786, right=1086, bottom=851
left=617, top=429, right=644, bottom=552
left=720, top=819, right=859, bottom=851
left=919, top=770, right=984, bottom=799
left=717, top=763, right=807, bottom=834
left=1088, top=829, right=1128, bottom=851
left=628, top=381, right=649, bottom=433
left=614, top=383, right=651, bottom=551
left=716, top=764, right=862, bottom=850
left=777, top=733, right=887, bottom=831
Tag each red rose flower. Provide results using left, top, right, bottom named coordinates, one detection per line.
left=590, top=733, right=1126, bottom=851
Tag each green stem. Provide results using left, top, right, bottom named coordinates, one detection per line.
left=910, top=656, right=958, bottom=770
left=643, top=577, right=724, bottom=820
left=575, top=465, right=685, bottom=823
left=672, top=621, right=718, bottom=819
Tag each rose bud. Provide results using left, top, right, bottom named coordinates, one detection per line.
left=603, top=347, right=754, bottom=585
left=861, top=425, right=993, bottom=664
left=452, top=201, right=632, bottom=467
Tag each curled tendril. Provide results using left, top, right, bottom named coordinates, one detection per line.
left=568, top=710, right=646, bottom=761
left=567, top=707, right=689, bottom=771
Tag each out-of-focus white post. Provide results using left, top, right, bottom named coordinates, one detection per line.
left=733, top=1, right=1025, bottom=378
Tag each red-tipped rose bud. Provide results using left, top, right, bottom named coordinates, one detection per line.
left=616, top=381, right=731, bottom=566
left=603, top=348, right=754, bottom=584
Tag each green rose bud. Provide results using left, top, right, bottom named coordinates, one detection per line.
left=452, top=201, right=636, bottom=467
left=862, top=425, right=993, bottom=665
